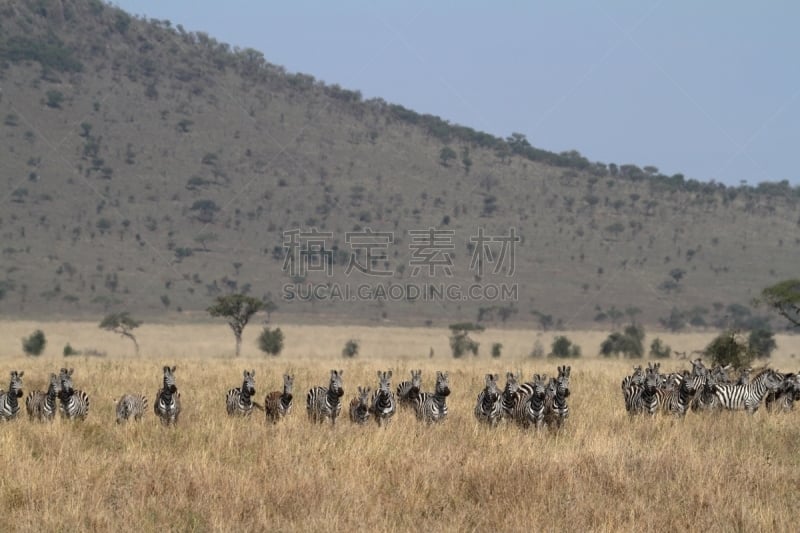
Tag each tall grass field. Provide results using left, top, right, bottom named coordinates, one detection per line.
left=1, top=321, right=798, bottom=531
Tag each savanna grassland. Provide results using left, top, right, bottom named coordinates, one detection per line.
left=1, top=321, right=799, bottom=532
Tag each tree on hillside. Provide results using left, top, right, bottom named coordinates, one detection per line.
left=99, top=312, right=142, bottom=356
left=439, top=146, right=457, bottom=167
left=756, top=279, right=800, bottom=328
left=207, top=294, right=264, bottom=356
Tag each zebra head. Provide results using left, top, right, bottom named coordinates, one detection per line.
left=356, top=386, right=371, bottom=406
left=630, top=366, right=645, bottom=386
left=9, top=370, right=24, bottom=398
left=411, top=369, right=422, bottom=393
left=377, top=371, right=392, bottom=396
left=702, top=372, right=717, bottom=393
left=532, top=374, right=547, bottom=399
left=690, top=358, right=708, bottom=378
left=484, top=373, right=500, bottom=401
left=504, top=372, right=520, bottom=396
left=162, top=366, right=178, bottom=393
left=283, top=374, right=294, bottom=396
left=435, top=371, right=450, bottom=397
left=557, top=365, right=571, bottom=397
left=47, top=373, right=62, bottom=395
left=680, top=371, right=698, bottom=395
left=763, top=369, right=785, bottom=391
left=242, top=369, right=256, bottom=396
left=644, top=367, right=659, bottom=394
left=59, top=368, right=75, bottom=396
left=329, top=369, right=344, bottom=398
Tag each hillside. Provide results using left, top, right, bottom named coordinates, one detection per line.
left=0, top=0, right=798, bottom=329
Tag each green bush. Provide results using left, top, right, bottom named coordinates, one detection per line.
left=22, top=329, right=46, bottom=356
left=649, top=338, right=672, bottom=359
left=748, top=329, right=776, bottom=358
left=600, top=324, right=645, bottom=358
left=491, top=343, right=502, bottom=358
left=258, top=327, right=284, bottom=356
left=551, top=336, right=581, bottom=358
left=705, top=330, right=753, bottom=369
left=63, top=343, right=80, bottom=357
left=342, top=339, right=359, bottom=358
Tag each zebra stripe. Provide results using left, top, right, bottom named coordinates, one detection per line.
left=370, top=370, right=396, bottom=427
left=26, top=373, right=61, bottom=422
left=474, top=373, right=503, bottom=426
left=226, top=369, right=262, bottom=417
left=58, top=368, right=90, bottom=420
left=349, top=386, right=371, bottom=425
left=621, top=366, right=645, bottom=412
left=544, top=365, right=571, bottom=429
left=513, top=373, right=547, bottom=429
left=626, top=367, right=659, bottom=416
left=307, top=369, right=344, bottom=425
left=713, top=368, right=784, bottom=413
left=396, top=369, right=422, bottom=408
left=655, top=371, right=699, bottom=417
left=116, top=393, right=148, bottom=423
left=413, top=371, right=450, bottom=423
left=765, top=373, right=798, bottom=413
left=154, top=365, right=181, bottom=425
left=265, top=374, right=294, bottom=424
left=0, top=370, right=24, bottom=421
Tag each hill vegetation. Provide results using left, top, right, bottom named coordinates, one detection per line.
left=0, top=0, right=798, bottom=328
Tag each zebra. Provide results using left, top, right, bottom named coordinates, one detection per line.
left=413, top=371, right=450, bottom=423
left=0, top=370, right=24, bottom=421
left=627, top=366, right=660, bottom=416
left=58, top=368, right=90, bottom=420
left=690, top=358, right=708, bottom=378
left=655, top=370, right=699, bottom=417
left=226, top=369, right=263, bottom=417
left=26, top=373, right=61, bottom=421
left=474, top=373, right=503, bottom=426
left=306, top=369, right=344, bottom=425
left=396, top=369, right=422, bottom=408
left=501, top=371, right=521, bottom=419
left=736, top=367, right=752, bottom=386
left=765, top=373, right=798, bottom=413
left=713, top=367, right=784, bottom=413
left=513, top=373, right=547, bottom=429
left=622, top=366, right=645, bottom=411
left=116, top=394, right=148, bottom=423
left=544, top=365, right=571, bottom=428
left=370, top=370, right=396, bottom=427
left=349, top=386, right=372, bottom=425
left=691, top=373, right=719, bottom=412
left=154, top=365, right=181, bottom=425
left=264, top=374, right=294, bottom=424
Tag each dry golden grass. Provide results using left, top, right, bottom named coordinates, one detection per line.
left=1, top=321, right=799, bottom=532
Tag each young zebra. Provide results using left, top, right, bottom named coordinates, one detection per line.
left=713, top=367, right=784, bottom=414
left=349, top=386, right=372, bottom=425
left=501, top=371, right=521, bottom=419
left=764, top=373, right=798, bottom=413
left=396, top=369, right=422, bottom=409
left=26, top=373, right=61, bottom=422
left=226, top=369, right=263, bottom=417
left=370, top=370, right=396, bottom=427
left=264, top=374, right=294, bottom=424
left=413, top=371, right=450, bottom=424
left=0, top=370, right=24, bottom=421
left=473, top=373, right=503, bottom=426
left=115, top=394, right=148, bottom=423
left=154, top=365, right=181, bottom=426
left=58, top=368, right=90, bottom=420
left=514, top=373, right=547, bottom=429
left=306, top=369, right=344, bottom=425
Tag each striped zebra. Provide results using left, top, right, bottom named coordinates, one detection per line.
left=370, top=371, right=396, bottom=427
left=413, top=371, right=450, bottom=423
left=513, top=373, right=547, bottom=429
left=58, top=368, right=90, bottom=420
left=306, top=369, right=344, bottom=425
left=544, top=365, right=571, bottom=429
left=154, top=365, right=181, bottom=426
left=627, top=366, right=660, bottom=416
left=713, top=367, right=784, bottom=413
left=349, top=386, right=372, bottom=425
left=655, top=371, right=699, bottom=417
left=264, top=374, right=294, bottom=424
left=501, top=371, right=521, bottom=418
left=765, top=373, right=798, bottom=413
left=690, top=358, right=708, bottom=378
left=396, top=369, right=422, bottom=409
left=691, top=373, right=719, bottom=412
left=115, top=394, right=148, bottom=423
left=736, top=367, right=752, bottom=386
left=621, top=366, right=645, bottom=411
left=474, top=373, right=503, bottom=426
left=226, top=369, right=263, bottom=417
left=0, top=370, right=24, bottom=421
left=26, top=373, right=61, bottom=421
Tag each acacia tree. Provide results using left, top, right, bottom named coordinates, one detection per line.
left=207, top=294, right=264, bottom=356
left=99, top=312, right=142, bottom=356
left=757, top=279, right=800, bottom=328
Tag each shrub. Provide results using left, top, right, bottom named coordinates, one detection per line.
left=649, top=338, right=672, bottom=359
left=600, top=324, right=645, bottom=358
left=491, top=343, right=502, bottom=358
left=342, top=339, right=359, bottom=358
left=448, top=323, right=483, bottom=358
left=63, top=343, right=80, bottom=357
left=748, top=329, right=776, bottom=358
left=258, top=327, right=284, bottom=356
left=22, top=330, right=46, bottom=356
left=705, top=330, right=753, bottom=369
left=551, top=336, right=581, bottom=358
left=530, top=340, right=545, bottom=358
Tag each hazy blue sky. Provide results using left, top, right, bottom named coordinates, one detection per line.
left=116, top=1, right=800, bottom=186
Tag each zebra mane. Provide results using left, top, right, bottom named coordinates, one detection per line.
left=749, top=367, right=773, bottom=382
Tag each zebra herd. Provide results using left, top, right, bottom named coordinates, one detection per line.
left=0, top=366, right=181, bottom=425
left=622, top=359, right=800, bottom=416
left=473, top=365, right=572, bottom=430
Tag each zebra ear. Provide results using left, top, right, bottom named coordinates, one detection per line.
left=377, top=371, right=382, bottom=379
left=387, top=370, right=392, bottom=379
left=18, top=371, right=24, bottom=377
left=172, top=366, right=177, bottom=373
